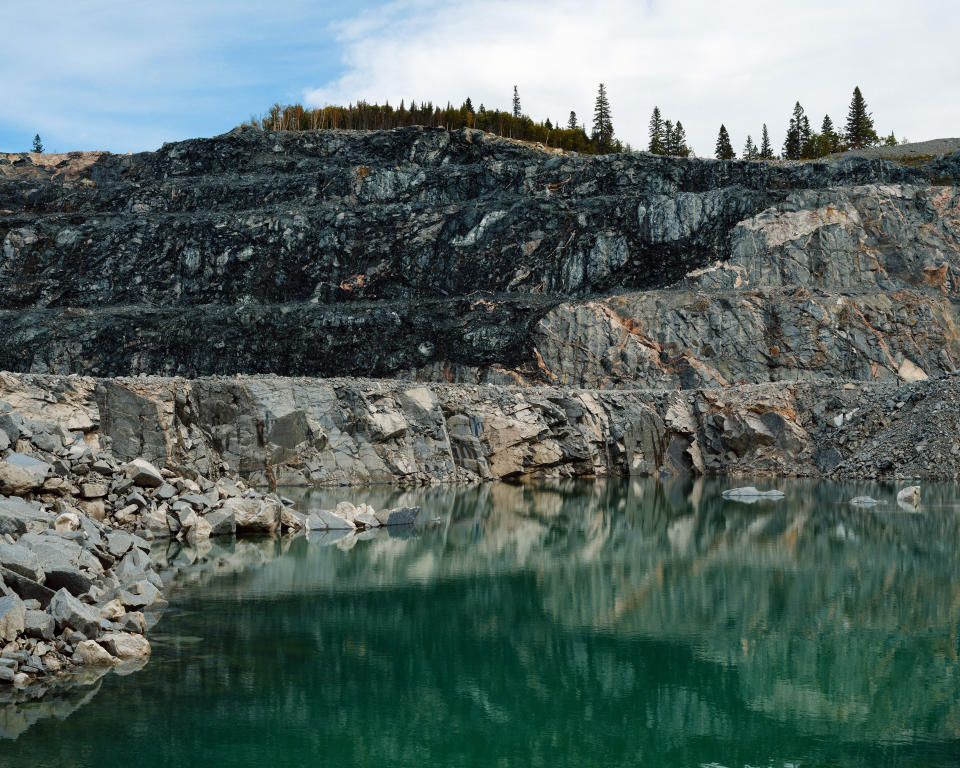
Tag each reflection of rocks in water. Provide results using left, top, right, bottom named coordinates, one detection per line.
left=0, top=656, right=147, bottom=740
left=279, top=478, right=960, bottom=743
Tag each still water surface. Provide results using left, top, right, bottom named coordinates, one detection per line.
left=2, top=478, right=960, bottom=767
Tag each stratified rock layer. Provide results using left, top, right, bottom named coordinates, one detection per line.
left=2, top=371, right=957, bottom=483
left=2, top=128, right=959, bottom=387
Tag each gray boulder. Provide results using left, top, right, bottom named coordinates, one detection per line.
left=204, top=510, right=236, bottom=537
left=125, top=459, right=164, bottom=488
left=374, top=506, right=419, bottom=526
left=0, top=594, right=25, bottom=642
left=0, top=566, right=55, bottom=607
left=49, top=588, right=101, bottom=638
left=23, top=609, right=54, bottom=641
left=306, top=509, right=355, bottom=531
left=0, top=541, right=44, bottom=582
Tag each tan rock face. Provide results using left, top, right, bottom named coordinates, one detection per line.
left=74, top=639, right=118, bottom=665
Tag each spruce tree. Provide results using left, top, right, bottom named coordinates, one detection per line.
left=591, top=83, right=614, bottom=152
left=648, top=106, right=664, bottom=154
left=759, top=124, right=773, bottom=159
left=32, top=134, right=43, bottom=153
left=463, top=97, right=474, bottom=113
left=715, top=124, right=735, bottom=159
left=845, top=86, right=877, bottom=148
left=783, top=102, right=806, bottom=160
left=567, top=111, right=578, bottom=130
left=743, top=135, right=756, bottom=160
left=673, top=121, right=689, bottom=157
left=512, top=86, right=522, bottom=119
left=663, top=120, right=674, bottom=154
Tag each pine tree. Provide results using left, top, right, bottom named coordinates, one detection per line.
left=567, top=111, right=578, bottom=130
left=743, top=135, right=757, bottom=160
left=32, top=134, right=43, bottom=153
left=759, top=123, right=773, bottom=159
left=663, top=120, right=674, bottom=154
left=478, top=103, right=486, bottom=114
left=715, top=124, right=735, bottom=159
left=673, top=121, right=689, bottom=157
left=591, top=83, right=614, bottom=152
left=845, top=86, right=877, bottom=149
left=800, top=115, right=816, bottom=158
left=648, top=106, right=664, bottom=154
left=512, top=86, right=522, bottom=119
left=463, top=97, right=474, bottom=113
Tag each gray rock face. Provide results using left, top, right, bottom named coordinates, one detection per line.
left=0, top=129, right=957, bottom=388
left=374, top=507, right=419, bottom=526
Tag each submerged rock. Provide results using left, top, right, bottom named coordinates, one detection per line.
left=721, top=487, right=785, bottom=500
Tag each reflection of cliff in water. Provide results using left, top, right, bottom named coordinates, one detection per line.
left=172, top=478, right=960, bottom=748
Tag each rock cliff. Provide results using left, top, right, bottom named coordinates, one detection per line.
left=2, top=128, right=958, bottom=388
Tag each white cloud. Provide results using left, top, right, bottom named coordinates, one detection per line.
left=305, top=0, right=960, bottom=155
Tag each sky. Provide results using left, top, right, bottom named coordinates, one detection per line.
left=2, top=0, right=958, bottom=156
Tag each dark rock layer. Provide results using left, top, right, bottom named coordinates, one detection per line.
left=3, top=128, right=959, bottom=386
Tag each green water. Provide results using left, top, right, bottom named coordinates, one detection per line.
left=3, top=478, right=960, bottom=767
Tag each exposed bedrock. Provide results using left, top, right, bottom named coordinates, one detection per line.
left=2, top=128, right=959, bottom=385
left=1, top=372, right=957, bottom=485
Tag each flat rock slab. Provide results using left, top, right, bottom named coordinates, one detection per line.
left=722, top=487, right=785, bottom=499
left=306, top=509, right=355, bottom=531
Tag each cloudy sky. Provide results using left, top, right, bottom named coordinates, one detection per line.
left=2, top=0, right=957, bottom=156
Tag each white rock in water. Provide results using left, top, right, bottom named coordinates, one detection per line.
left=896, top=486, right=921, bottom=506
left=721, top=487, right=785, bottom=499
left=849, top=496, right=882, bottom=506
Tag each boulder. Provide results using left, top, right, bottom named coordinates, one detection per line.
left=897, top=486, right=921, bottom=506
left=307, top=509, right=355, bottom=531
left=23, top=609, right=54, bottom=641
left=354, top=511, right=381, bottom=529
left=49, top=588, right=101, bottom=638
left=0, top=541, right=44, bottom=582
left=43, top=564, right=94, bottom=596
left=721, top=487, right=785, bottom=499
left=54, top=511, right=81, bottom=533
left=99, top=632, right=151, bottom=659
left=0, top=567, right=55, bottom=607
left=220, top=497, right=280, bottom=533
left=118, top=580, right=162, bottom=610
left=80, top=482, right=109, bottom=499
left=73, top=640, right=117, bottom=666
left=374, top=506, right=419, bottom=526
left=280, top=507, right=306, bottom=531
left=124, top=459, right=164, bottom=488
left=0, top=594, right=25, bottom=642
left=106, top=531, right=135, bottom=558
left=204, top=510, right=236, bottom=537
left=115, top=548, right=152, bottom=584
left=849, top=496, right=882, bottom=506
left=99, top=599, right=125, bottom=621
left=0, top=463, right=42, bottom=496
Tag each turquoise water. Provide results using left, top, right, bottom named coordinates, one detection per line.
left=3, top=478, right=960, bottom=767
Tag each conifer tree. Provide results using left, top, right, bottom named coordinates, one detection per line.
left=820, top=114, right=840, bottom=154
left=512, top=86, right=522, bottom=119
left=673, top=121, right=689, bottom=157
left=663, top=120, right=674, bottom=154
left=845, top=86, right=877, bottom=148
left=463, top=97, right=474, bottom=113
left=567, top=111, right=578, bottom=130
left=759, top=124, right=774, bottom=159
left=715, top=124, right=735, bottom=159
left=591, top=83, right=614, bottom=152
left=32, top=134, right=43, bottom=153
left=783, top=102, right=806, bottom=160
left=743, top=135, right=757, bottom=160
left=648, top=106, right=664, bottom=154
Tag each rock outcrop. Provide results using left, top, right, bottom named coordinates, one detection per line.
left=1, top=128, right=958, bottom=388
left=2, top=371, right=958, bottom=486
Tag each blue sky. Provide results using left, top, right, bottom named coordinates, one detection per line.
left=2, top=0, right=958, bottom=156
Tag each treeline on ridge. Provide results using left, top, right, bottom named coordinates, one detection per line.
left=243, top=84, right=629, bottom=154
